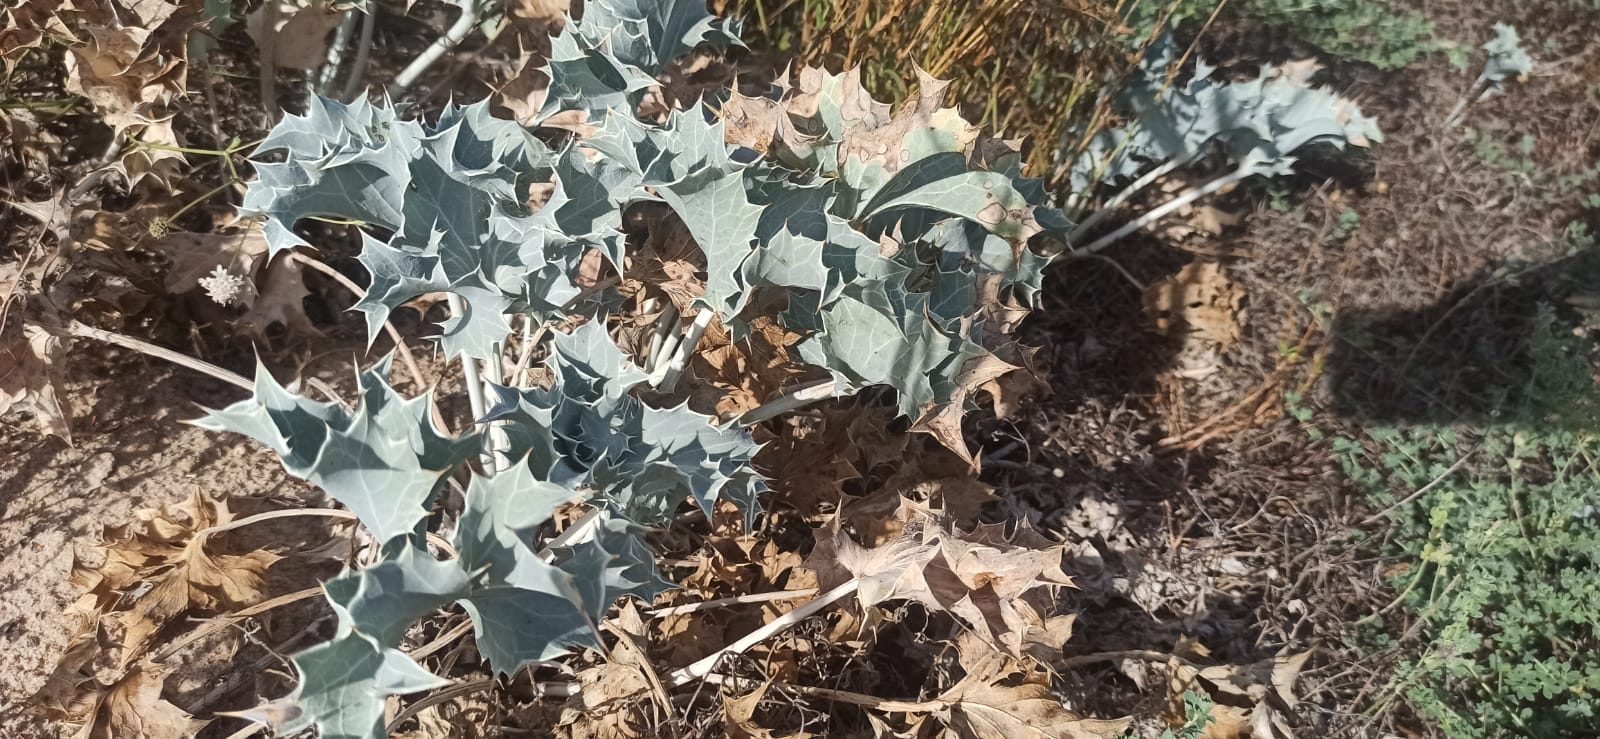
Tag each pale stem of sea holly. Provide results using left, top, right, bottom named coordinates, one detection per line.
left=1076, top=161, right=1262, bottom=255
left=65, top=321, right=253, bottom=391
left=389, top=0, right=486, bottom=96
left=738, top=378, right=838, bottom=425
left=645, top=299, right=678, bottom=373
left=1066, top=152, right=1196, bottom=244
left=1444, top=76, right=1491, bottom=129
left=340, top=6, right=378, bottom=102
left=315, top=11, right=360, bottom=95
left=667, top=579, right=861, bottom=687
left=482, top=338, right=513, bottom=471
left=446, top=293, right=494, bottom=475
left=654, top=309, right=712, bottom=392
left=646, top=587, right=821, bottom=618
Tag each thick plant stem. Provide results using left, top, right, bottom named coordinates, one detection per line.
left=447, top=293, right=494, bottom=474
left=668, top=579, right=859, bottom=687
left=647, top=588, right=819, bottom=618
left=739, top=378, right=837, bottom=425
left=65, top=321, right=253, bottom=391
left=205, top=507, right=360, bottom=536
left=1443, top=76, right=1489, bottom=129
left=340, top=5, right=377, bottom=102
left=1067, top=155, right=1191, bottom=242
left=655, top=310, right=712, bottom=392
left=645, top=300, right=679, bottom=373
left=389, top=0, right=483, bottom=97
left=1076, top=163, right=1260, bottom=255
left=315, top=11, right=359, bottom=95
left=482, top=339, right=512, bottom=471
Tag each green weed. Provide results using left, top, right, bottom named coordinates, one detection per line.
left=1338, top=307, right=1600, bottom=737
left=1124, top=0, right=1451, bottom=69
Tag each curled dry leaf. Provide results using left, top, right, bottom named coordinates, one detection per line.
left=803, top=503, right=1075, bottom=658
left=722, top=677, right=779, bottom=739
left=76, top=658, right=197, bottom=739
left=50, top=0, right=196, bottom=187
left=865, top=629, right=1128, bottom=739
left=558, top=612, right=657, bottom=739
left=909, top=350, right=1019, bottom=469
left=0, top=319, right=73, bottom=439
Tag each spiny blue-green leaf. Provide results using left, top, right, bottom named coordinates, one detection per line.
left=742, top=172, right=834, bottom=296
left=536, top=29, right=658, bottom=122
left=635, top=401, right=764, bottom=521
left=352, top=233, right=443, bottom=344
left=324, top=543, right=470, bottom=644
left=455, top=460, right=573, bottom=579
left=798, top=282, right=981, bottom=420
left=437, top=285, right=515, bottom=362
left=551, top=514, right=674, bottom=618
left=247, top=97, right=576, bottom=360
left=569, top=0, right=743, bottom=76
left=1066, top=33, right=1382, bottom=191
left=1483, top=23, right=1533, bottom=84
left=549, top=319, right=651, bottom=402
left=195, top=362, right=476, bottom=543
left=857, top=153, right=1045, bottom=243
left=244, top=96, right=421, bottom=253
left=280, top=631, right=447, bottom=739
left=659, top=166, right=763, bottom=316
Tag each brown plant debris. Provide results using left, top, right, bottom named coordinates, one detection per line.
left=32, top=491, right=281, bottom=734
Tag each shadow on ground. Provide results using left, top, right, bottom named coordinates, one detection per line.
left=1328, top=247, right=1600, bottom=428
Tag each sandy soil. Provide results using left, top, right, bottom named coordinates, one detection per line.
left=0, top=348, right=312, bottom=736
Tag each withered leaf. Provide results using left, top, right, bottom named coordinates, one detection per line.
left=803, top=505, right=1074, bottom=658
left=246, top=0, right=348, bottom=70
left=1142, top=261, right=1243, bottom=348
left=0, top=320, right=73, bottom=440
left=235, top=252, right=320, bottom=341
left=935, top=630, right=1129, bottom=739
left=156, top=224, right=268, bottom=303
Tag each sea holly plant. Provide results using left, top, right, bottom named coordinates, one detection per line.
left=1443, top=23, right=1535, bottom=129
left=1062, top=33, right=1383, bottom=253
left=191, top=0, right=1077, bottom=735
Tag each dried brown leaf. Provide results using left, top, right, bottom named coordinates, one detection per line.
left=155, top=224, right=268, bottom=302
left=936, top=633, right=1129, bottom=739
left=1169, top=650, right=1312, bottom=739
left=0, top=319, right=73, bottom=439
left=35, top=492, right=277, bottom=734
left=722, top=678, right=778, bottom=739
left=84, top=659, right=196, bottom=739
left=1143, top=261, right=1243, bottom=348
left=236, top=253, right=321, bottom=340
left=910, top=350, right=1018, bottom=468
left=941, top=680, right=1129, bottom=739
left=246, top=0, right=348, bottom=70
left=803, top=505, right=1074, bottom=658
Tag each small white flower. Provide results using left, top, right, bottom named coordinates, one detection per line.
left=199, top=265, right=246, bottom=306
